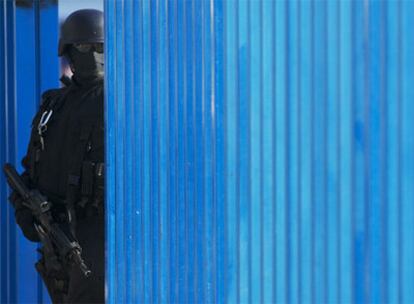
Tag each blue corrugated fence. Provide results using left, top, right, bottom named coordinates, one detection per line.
left=2, top=0, right=414, bottom=303
left=0, top=1, right=58, bottom=303
left=105, top=0, right=414, bottom=303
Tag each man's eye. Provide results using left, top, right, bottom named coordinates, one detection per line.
left=73, top=43, right=93, bottom=53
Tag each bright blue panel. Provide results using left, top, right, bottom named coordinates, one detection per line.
left=14, top=4, right=41, bottom=304
left=105, top=1, right=414, bottom=303
left=274, top=1, right=288, bottom=302
left=386, top=2, right=401, bottom=303
left=401, top=1, right=414, bottom=303
left=0, top=3, right=17, bottom=302
left=339, top=1, right=353, bottom=302
left=299, top=1, right=312, bottom=302
left=1, top=1, right=58, bottom=303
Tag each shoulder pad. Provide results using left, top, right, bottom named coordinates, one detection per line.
left=40, top=88, right=67, bottom=107
left=60, top=75, right=72, bottom=87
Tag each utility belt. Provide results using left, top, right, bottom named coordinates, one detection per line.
left=40, top=161, right=104, bottom=221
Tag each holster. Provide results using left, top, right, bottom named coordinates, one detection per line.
left=35, top=250, right=69, bottom=304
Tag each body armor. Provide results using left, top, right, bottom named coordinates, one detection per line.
left=18, top=77, right=105, bottom=303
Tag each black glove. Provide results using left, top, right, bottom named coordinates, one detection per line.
left=8, top=191, right=40, bottom=242
left=8, top=190, right=24, bottom=209
left=15, top=207, right=40, bottom=242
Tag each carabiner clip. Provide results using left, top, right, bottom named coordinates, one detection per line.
left=38, top=110, right=53, bottom=135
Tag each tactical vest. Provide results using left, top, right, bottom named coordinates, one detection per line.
left=23, top=80, right=105, bottom=221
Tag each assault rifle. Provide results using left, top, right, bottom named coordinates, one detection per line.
left=3, top=163, right=91, bottom=278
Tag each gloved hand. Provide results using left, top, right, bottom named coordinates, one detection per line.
left=8, top=191, right=40, bottom=242
left=15, top=207, right=40, bottom=242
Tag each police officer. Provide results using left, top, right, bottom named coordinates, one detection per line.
left=8, top=9, right=105, bottom=303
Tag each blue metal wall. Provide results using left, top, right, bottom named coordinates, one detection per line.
left=0, top=1, right=58, bottom=303
left=105, top=0, right=414, bottom=303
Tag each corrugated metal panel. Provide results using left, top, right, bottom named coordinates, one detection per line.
left=0, top=1, right=58, bottom=303
left=1, top=2, right=17, bottom=301
left=105, top=1, right=414, bottom=303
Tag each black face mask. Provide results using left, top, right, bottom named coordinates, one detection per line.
left=68, top=46, right=104, bottom=83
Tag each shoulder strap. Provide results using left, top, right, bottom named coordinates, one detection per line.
left=42, top=87, right=71, bottom=113
left=28, top=88, right=71, bottom=183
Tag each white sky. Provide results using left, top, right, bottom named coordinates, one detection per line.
left=59, top=0, right=103, bottom=20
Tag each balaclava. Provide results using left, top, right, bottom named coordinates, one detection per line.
left=68, top=45, right=104, bottom=85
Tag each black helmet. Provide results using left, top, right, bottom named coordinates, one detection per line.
left=58, top=9, right=104, bottom=56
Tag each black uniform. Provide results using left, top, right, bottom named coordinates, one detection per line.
left=11, top=76, right=105, bottom=303
left=8, top=9, right=106, bottom=303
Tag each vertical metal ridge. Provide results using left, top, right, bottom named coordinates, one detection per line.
left=338, top=1, right=352, bottom=302
left=123, top=0, right=133, bottom=301
left=326, top=1, right=339, bottom=302
left=33, top=0, right=40, bottom=106
left=104, top=0, right=115, bottom=302
left=210, top=0, right=218, bottom=300
left=247, top=0, right=252, bottom=296
left=248, top=0, right=261, bottom=302
left=181, top=2, right=189, bottom=301
left=285, top=2, right=291, bottom=303
left=259, top=0, right=265, bottom=301
left=297, top=2, right=303, bottom=301
left=401, top=2, right=414, bottom=302
left=4, top=2, right=16, bottom=301
left=397, top=2, right=402, bottom=302
left=261, top=0, right=275, bottom=302
left=274, top=1, right=287, bottom=302
left=235, top=1, right=240, bottom=302
left=190, top=1, right=197, bottom=301
left=157, top=0, right=168, bottom=301
left=271, top=0, right=277, bottom=302
left=336, top=2, right=342, bottom=302
left=136, top=2, right=145, bottom=301
left=0, top=5, right=4, bottom=302
left=0, top=3, right=5, bottom=301
left=116, top=0, right=125, bottom=300
left=350, top=1, right=357, bottom=301
left=167, top=1, right=177, bottom=302
left=363, top=2, right=371, bottom=301
left=322, top=3, right=328, bottom=302
left=379, top=2, right=387, bottom=301
left=213, top=0, right=226, bottom=302
left=194, top=1, right=203, bottom=301
left=141, top=0, right=147, bottom=294
left=129, top=0, right=136, bottom=297
left=383, top=1, right=392, bottom=302
left=310, top=1, right=316, bottom=302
